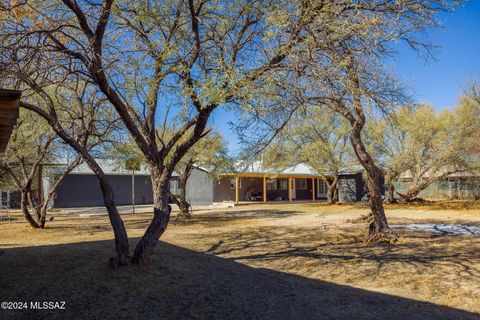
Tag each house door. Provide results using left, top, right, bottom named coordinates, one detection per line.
left=291, top=178, right=296, bottom=200
left=317, top=179, right=327, bottom=198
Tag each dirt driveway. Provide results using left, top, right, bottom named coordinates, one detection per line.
left=0, top=202, right=479, bottom=319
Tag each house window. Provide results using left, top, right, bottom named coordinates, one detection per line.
left=318, top=179, right=327, bottom=195
left=230, top=177, right=241, bottom=189
left=278, top=179, right=288, bottom=190
left=169, top=179, right=178, bottom=193
left=296, top=178, right=307, bottom=190
left=266, top=179, right=276, bottom=190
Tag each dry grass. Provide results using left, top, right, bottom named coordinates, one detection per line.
left=0, top=202, right=479, bottom=319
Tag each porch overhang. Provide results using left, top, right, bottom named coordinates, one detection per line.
left=218, top=173, right=324, bottom=204
left=219, top=172, right=322, bottom=179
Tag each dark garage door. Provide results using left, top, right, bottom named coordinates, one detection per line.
left=53, top=174, right=153, bottom=208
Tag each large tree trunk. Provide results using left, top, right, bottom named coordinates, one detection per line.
left=132, top=167, right=171, bottom=264
left=96, top=173, right=130, bottom=266
left=21, top=103, right=130, bottom=265
left=350, top=123, right=397, bottom=243
left=20, top=191, right=40, bottom=228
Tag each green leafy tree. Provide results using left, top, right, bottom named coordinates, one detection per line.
left=0, top=110, right=81, bottom=228
left=0, top=0, right=314, bottom=264
left=238, top=0, right=462, bottom=243
left=264, top=106, right=354, bottom=204
left=368, top=101, right=480, bottom=202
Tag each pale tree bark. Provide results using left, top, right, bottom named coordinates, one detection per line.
left=397, top=169, right=463, bottom=202
left=384, top=172, right=398, bottom=204
left=325, top=175, right=339, bottom=205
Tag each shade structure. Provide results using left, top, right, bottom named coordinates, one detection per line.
left=0, top=89, right=21, bottom=153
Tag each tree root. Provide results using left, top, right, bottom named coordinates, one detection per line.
left=366, top=231, right=398, bottom=244
left=365, top=212, right=398, bottom=244
left=176, top=211, right=192, bottom=220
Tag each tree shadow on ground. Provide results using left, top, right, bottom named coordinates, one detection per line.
left=0, top=239, right=478, bottom=320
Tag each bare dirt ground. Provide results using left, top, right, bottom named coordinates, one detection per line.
left=1, top=202, right=479, bottom=319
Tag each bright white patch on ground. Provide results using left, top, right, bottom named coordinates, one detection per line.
left=392, top=224, right=480, bottom=235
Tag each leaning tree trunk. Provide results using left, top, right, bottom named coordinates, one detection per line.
left=384, top=173, right=397, bottom=204
left=398, top=176, right=434, bottom=202
left=326, top=182, right=337, bottom=204
left=20, top=191, right=40, bottom=228
left=132, top=167, right=171, bottom=264
left=176, top=164, right=193, bottom=219
left=386, top=183, right=396, bottom=204
left=325, top=174, right=339, bottom=204
left=350, top=122, right=397, bottom=243
left=96, top=173, right=130, bottom=266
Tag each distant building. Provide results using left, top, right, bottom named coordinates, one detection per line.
left=42, top=160, right=367, bottom=208
left=214, top=163, right=366, bottom=204
left=394, top=171, right=480, bottom=200
left=44, top=160, right=213, bottom=208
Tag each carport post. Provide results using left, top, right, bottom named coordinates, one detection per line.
left=263, top=175, right=267, bottom=203
left=312, top=178, right=315, bottom=201
left=235, top=175, right=239, bottom=205
left=288, top=177, right=292, bottom=202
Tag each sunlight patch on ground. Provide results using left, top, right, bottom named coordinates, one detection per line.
left=391, top=224, right=480, bottom=235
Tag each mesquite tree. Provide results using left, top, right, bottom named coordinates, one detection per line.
left=0, top=31, right=130, bottom=262
left=172, top=131, right=227, bottom=219
left=115, top=130, right=228, bottom=219
left=21, top=85, right=130, bottom=264
left=0, top=110, right=81, bottom=228
left=390, top=103, right=479, bottom=202
left=364, top=109, right=414, bottom=204
left=238, top=0, right=461, bottom=242
left=263, top=106, right=353, bottom=204
left=0, top=0, right=316, bottom=263
left=305, top=1, right=463, bottom=242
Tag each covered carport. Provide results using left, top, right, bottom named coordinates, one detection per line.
left=216, top=173, right=328, bottom=205
left=0, top=89, right=21, bottom=153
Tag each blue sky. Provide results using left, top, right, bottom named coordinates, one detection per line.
left=211, top=1, right=480, bottom=154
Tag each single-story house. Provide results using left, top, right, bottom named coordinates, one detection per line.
left=43, top=160, right=213, bottom=208
left=214, top=163, right=366, bottom=204
left=42, top=160, right=367, bottom=208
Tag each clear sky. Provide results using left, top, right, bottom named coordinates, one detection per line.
left=211, top=1, right=480, bottom=154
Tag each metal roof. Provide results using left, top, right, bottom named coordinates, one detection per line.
left=0, top=89, right=21, bottom=153
left=224, top=161, right=364, bottom=177
left=47, top=159, right=209, bottom=177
